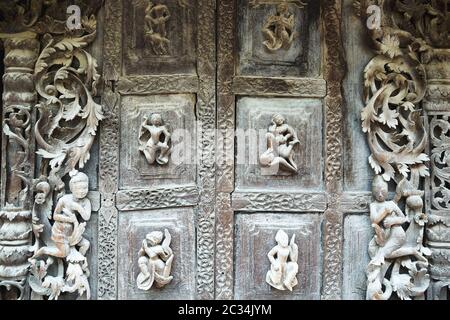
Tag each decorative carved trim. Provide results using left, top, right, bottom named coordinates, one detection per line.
left=322, top=208, right=343, bottom=299
left=215, top=192, right=234, bottom=300
left=321, top=0, right=346, bottom=300
left=196, top=0, right=217, bottom=299
left=232, top=192, right=326, bottom=212
left=340, top=192, right=372, bottom=213
left=103, top=0, right=122, bottom=81
left=116, top=186, right=199, bottom=211
left=98, top=86, right=120, bottom=300
left=215, top=0, right=236, bottom=300
left=117, top=75, right=199, bottom=95
left=232, top=76, right=327, bottom=97
left=97, top=0, right=122, bottom=300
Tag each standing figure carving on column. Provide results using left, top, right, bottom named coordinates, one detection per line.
left=29, top=171, right=92, bottom=300
left=139, top=113, right=172, bottom=165
left=260, top=114, right=300, bottom=175
left=366, top=176, right=430, bottom=300
left=266, top=230, right=299, bottom=291
left=145, top=1, right=171, bottom=55
left=137, top=229, right=174, bottom=290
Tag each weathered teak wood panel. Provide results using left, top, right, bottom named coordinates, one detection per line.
left=0, top=0, right=449, bottom=300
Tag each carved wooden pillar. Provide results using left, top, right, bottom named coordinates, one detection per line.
left=0, top=33, right=39, bottom=300
left=424, top=49, right=450, bottom=300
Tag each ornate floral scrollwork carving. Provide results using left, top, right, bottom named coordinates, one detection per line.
left=137, top=229, right=174, bottom=291
left=0, top=0, right=103, bottom=300
left=356, top=0, right=434, bottom=300
left=28, top=7, right=102, bottom=299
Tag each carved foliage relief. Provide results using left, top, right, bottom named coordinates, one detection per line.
left=0, top=0, right=102, bottom=300
left=356, top=0, right=450, bottom=300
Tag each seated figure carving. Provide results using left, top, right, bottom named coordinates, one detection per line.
left=266, top=230, right=299, bottom=291
left=260, top=113, right=300, bottom=175
left=139, top=113, right=172, bottom=166
left=29, top=170, right=92, bottom=300
left=137, top=229, right=174, bottom=291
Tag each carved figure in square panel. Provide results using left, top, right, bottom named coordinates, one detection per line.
left=266, top=230, right=299, bottom=291
left=236, top=98, right=322, bottom=191
left=137, top=229, right=174, bottom=290
left=258, top=0, right=307, bottom=52
left=240, top=0, right=319, bottom=77
left=260, top=113, right=300, bottom=175
left=139, top=113, right=172, bottom=165
left=118, top=209, right=195, bottom=300
left=144, top=1, right=171, bottom=55
left=29, top=171, right=93, bottom=300
left=124, top=0, right=196, bottom=75
left=120, top=95, right=196, bottom=189
left=235, top=214, right=321, bottom=300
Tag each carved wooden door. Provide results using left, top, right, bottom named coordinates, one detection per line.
left=1, top=0, right=450, bottom=301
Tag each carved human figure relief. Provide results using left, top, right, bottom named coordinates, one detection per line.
left=260, top=114, right=300, bottom=175
left=366, top=176, right=430, bottom=300
left=144, top=1, right=171, bottom=55
left=262, top=3, right=295, bottom=51
left=251, top=0, right=306, bottom=52
left=29, top=171, right=92, bottom=300
left=266, top=230, right=299, bottom=291
left=139, top=113, right=172, bottom=165
left=137, top=229, right=174, bottom=290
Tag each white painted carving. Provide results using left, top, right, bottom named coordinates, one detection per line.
left=137, top=229, right=174, bottom=290
left=266, top=230, right=299, bottom=291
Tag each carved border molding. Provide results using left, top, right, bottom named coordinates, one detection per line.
left=117, top=75, right=199, bottom=95
left=232, top=192, right=327, bottom=212
left=340, top=192, right=372, bottom=213
left=97, top=0, right=122, bottom=300
left=215, top=0, right=236, bottom=301
left=116, top=185, right=199, bottom=211
left=232, top=76, right=327, bottom=97
left=321, top=0, right=346, bottom=300
left=196, top=0, right=217, bottom=300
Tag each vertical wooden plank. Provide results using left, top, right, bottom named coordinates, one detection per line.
left=215, top=0, right=236, bottom=300
left=322, top=0, right=346, bottom=300
left=196, top=0, right=217, bottom=300
left=97, top=0, right=122, bottom=300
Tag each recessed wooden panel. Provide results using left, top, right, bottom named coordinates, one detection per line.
left=119, top=94, right=196, bottom=189
left=237, top=0, right=321, bottom=77
left=117, top=209, right=196, bottom=300
left=122, top=0, right=197, bottom=75
left=235, top=97, right=323, bottom=191
left=234, top=213, right=322, bottom=300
